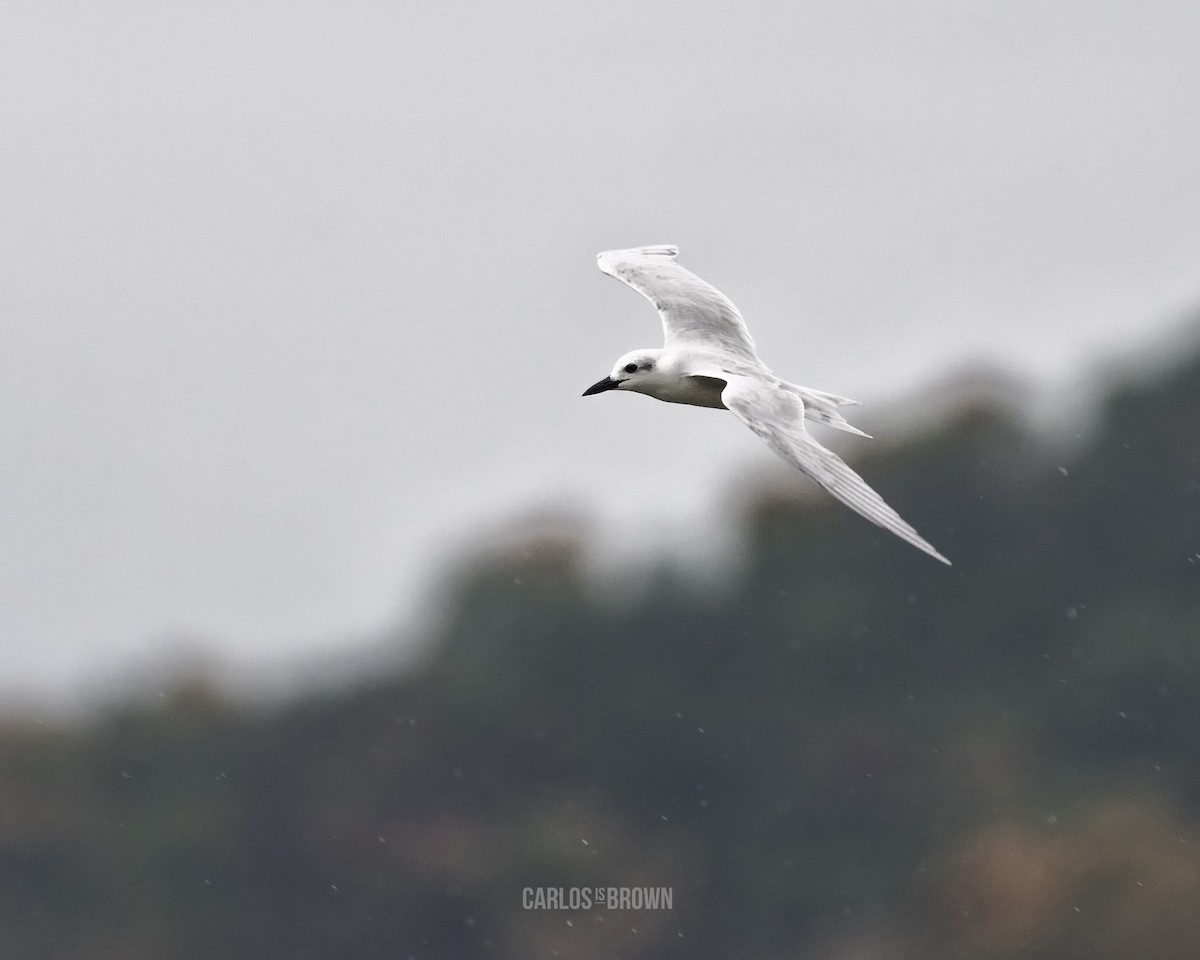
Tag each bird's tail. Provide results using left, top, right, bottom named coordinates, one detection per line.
left=785, top=383, right=871, bottom=438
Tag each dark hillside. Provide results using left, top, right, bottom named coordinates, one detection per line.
left=5, top=331, right=1200, bottom=959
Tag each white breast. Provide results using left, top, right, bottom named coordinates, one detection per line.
left=637, top=374, right=728, bottom=409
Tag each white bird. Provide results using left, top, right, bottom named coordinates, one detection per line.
left=583, top=244, right=950, bottom=565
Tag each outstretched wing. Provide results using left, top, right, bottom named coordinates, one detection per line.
left=597, top=245, right=758, bottom=362
left=721, top=375, right=951, bottom=564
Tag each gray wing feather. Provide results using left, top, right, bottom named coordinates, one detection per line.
left=597, top=245, right=759, bottom=362
left=722, top=376, right=951, bottom=565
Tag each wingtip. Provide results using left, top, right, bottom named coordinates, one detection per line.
left=893, top=521, right=952, bottom=566
left=927, top=545, right=953, bottom=566
left=636, top=243, right=679, bottom=258
left=597, top=244, right=680, bottom=264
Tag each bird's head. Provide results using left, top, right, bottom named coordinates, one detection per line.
left=582, top=350, right=664, bottom=397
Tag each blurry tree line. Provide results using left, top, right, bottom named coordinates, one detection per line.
left=4, top=330, right=1200, bottom=959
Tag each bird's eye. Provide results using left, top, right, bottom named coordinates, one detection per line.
left=624, top=363, right=639, bottom=374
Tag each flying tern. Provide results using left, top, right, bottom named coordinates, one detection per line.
left=583, top=244, right=950, bottom=565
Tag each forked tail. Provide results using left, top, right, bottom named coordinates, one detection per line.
left=785, top=383, right=871, bottom=438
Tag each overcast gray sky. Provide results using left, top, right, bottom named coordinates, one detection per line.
left=3, top=0, right=1199, bottom=703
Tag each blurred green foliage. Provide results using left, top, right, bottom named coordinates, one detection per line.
left=5, top=339, right=1200, bottom=958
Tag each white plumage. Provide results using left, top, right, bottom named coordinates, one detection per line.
left=584, top=245, right=950, bottom=565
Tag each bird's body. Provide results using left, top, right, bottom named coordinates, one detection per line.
left=584, top=244, right=951, bottom=565
left=603, top=346, right=730, bottom=408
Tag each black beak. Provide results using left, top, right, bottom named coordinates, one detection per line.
left=582, top=376, right=621, bottom=397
